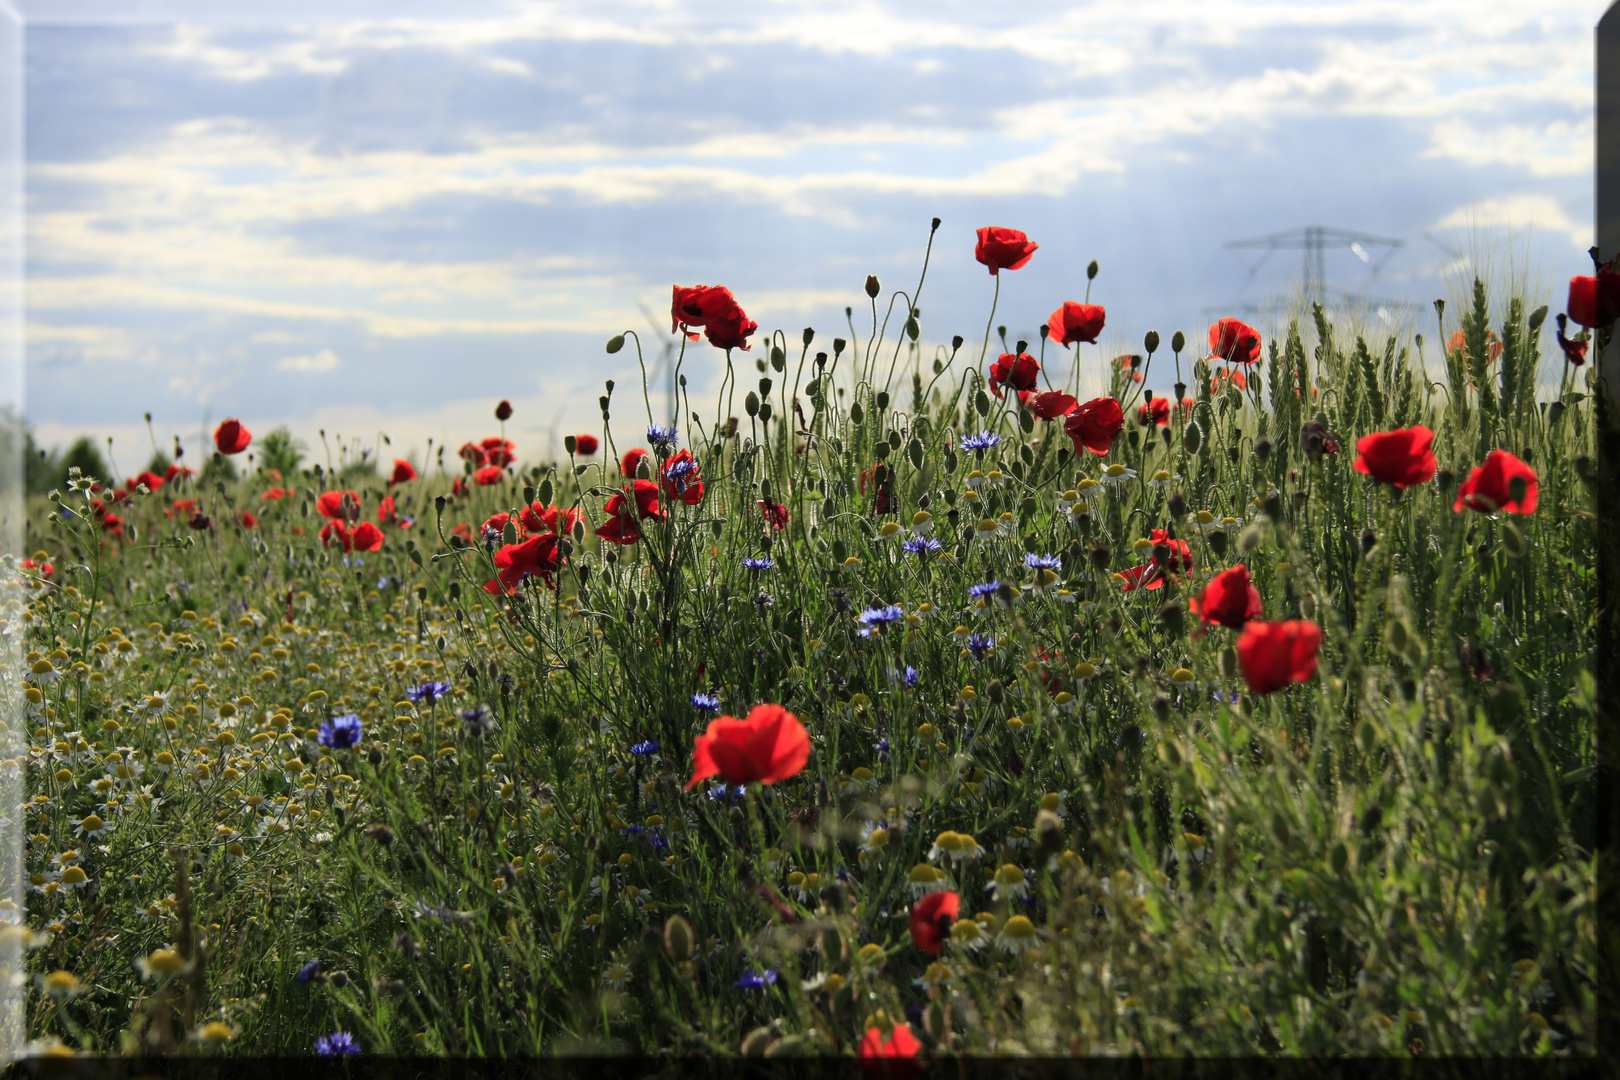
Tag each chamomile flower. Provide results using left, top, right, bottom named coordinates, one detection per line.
left=72, top=813, right=110, bottom=839
left=602, top=961, right=632, bottom=990
left=1100, top=463, right=1137, bottom=487
left=1147, top=469, right=1180, bottom=487
left=973, top=518, right=1000, bottom=542
left=949, top=918, right=988, bottom=951
left=136, top=948, right=192, bottom=981
left=987, top=863, right=1031, bottom=901
left=1187, top=510, right=1221, bottom=535
left=907, top=863, right=950, bottom=897
left=858, top=821, right=892, bottom=855
left=997, top=915, right=1039, bottom=953
left=909, top=510, right=934, bottom=536
left=786, top=871, right=820, bottom=902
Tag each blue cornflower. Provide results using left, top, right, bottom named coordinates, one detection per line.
left=874, top=736, right=891, bottom=765
left=629, top=740, right=660, bottom=756
left=835, top=865, right=852, bottom=883
left=665, top=455, right=699, bottom=493
left=960, top=430, right=1002, bottom=452
left=1211, top=688, right=1240, bottom=705
left=965, top=633, right=995, bottom=660
left=647, top=425, right=680, bottom=453
left=317, top=714, right=363, bottom=750
left=314, top=1031, right=361, bottom=1056
left=1024, top=553, right=1062, bottom=570
left=967, top=580, right=1002, bottom=599
left=734, top=969, right=779, bottom=989
left=295, top=960, right=321, bottom=985
left=460, top=705, right=496, bottom=738
left=706, top=783, right=741, bottom=802
left=742, top=556, right=775, bottom=572
left=889, top=666, right=920, bottom=688
left=58, top=506, right=76, bottom=519
left=406, top=680, right=452, bottom=705
left=855, top=604, right=905, bottom=638
left=691, top=692, right=721, bottom=713
left=342, top=556, right=366, bottom=568
left=902, top=537, right=942, bottom=556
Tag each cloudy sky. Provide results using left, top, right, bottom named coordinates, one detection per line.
left=16, top=0, right=1605, bottom=473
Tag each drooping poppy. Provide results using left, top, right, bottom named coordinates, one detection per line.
left=684, top=703, right=811, bottom=790
left=1556, top=315, right=1588, bottom=366
left=910, top=890, right=960, bottom=955
left=1209, top=318, right=1262, bottom=364
left=1136, top=396, right=1170, bottom=427
left=704, top=301, right=759, bottom=351
left=660, top=449, right=705, bottom=505
left=974, top=226, right=1038, bottom=274
left=1453, top=450, right=1538, bottom=515
left=1024, top=391, right=1077, bottom=420
left=316, top=490, right=359, bottom=521
left=1118, top=529, right=1192, bottom=592
left=573, top=433, right=600, bottom=455
left=859, top=463, right=897, bottom=514
left=1064, top=397, right=1125, bottom=456
left=213, top=418, right=251, bottom=455
left=483, top=533, right=562, bottom=595
left=1567, top=268, right=1620, bottom=328
left=671, top=284, right=757, bottom=350
left=1188, top=564, right=1263, bottom=630
left=759, top=500, right=790, bottom=530
left=1047, top=302, right=1105, bottom=347
left=1236, top=619, right=1323, bottom=695
left=388, top=459, right=417, bottom=486
left=988, top=353, right=1040, bottom=399
left=1353, top=426, right=1438, bottom=489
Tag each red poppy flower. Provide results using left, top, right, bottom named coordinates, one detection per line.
left=521, top=502, right=584, bottom=536
left=684, top=703, right=811, bottom=790
left=1209, top=318, right=1262, bottom=364
left=671, top=284, right=740, bottom=334
left=481, top=511, right=525, bottom=539
left=316, top=490, right=358, bottom=520
left=319, top=521, right=353, bottom=551
left=480, top=437, right=516, bottom=468
left=910, top=889, right=960, bottom=955
left=1236, top=619, right=1323, bottom=695
left=857, top=1024, right=923, bottom=1079
left=759, top=500, right=790, bottom=530
left=495, top=399, right=513, bottom=422
left=1556, top=318, right=1588, bottom=366
left=1064, top=397, right=1124, bottom=456
left=169, top=498, right=198, bottom=518
left=1115, top=354, right=1144, bottom=383
left=988, top=352, right=1041, bottom=399
left=389, top=459, right=417, bottom=486
left=165, top=462, right=194, bottom=483
left=1567, top=268, right=1620, bottom=328
left=261, top=486, right=287, bottom=502
left=1136, top=396, right=1170, bottom=427
left=350, top=521, right=385, bottom=552
left=1045, top=300, right=1106, bottom=347
left=451, top=522, right=474, bottom=544
left=21, top=558, right=53, bottom=578
left=1445, top=327, right=1503, bottom=364
left=859, top=463, right=897, bottom=514
left=1188, top=564, right=1263, bottom=630
left=484, top=533, right=562, bottom=595
left=620, top=447, right=650, bottom=480
left=1353, top=426, right=1437, bottom=489
left=1453, top=449, right=1538, bottom=515
left=660, top=449, right=705, bottom=505
left=236, top=510, right=258, bottom=529
left=377, top=494, right=411, bottom=528
left=573, top=433, right=599, bottom=455
left=974, top=226, right=1038, bottom=275
left=458, top=441, right=486, bottom=466
left=1211, top=367, right=1248, bottom=392
left=100, top=512, right=124, bottom=540
left=1021, top=391, right=1076, bottom=420
left=127, top=470, right=165, bottom=493
left=1119, top=529, right=1192, bottom=592
left=187, top=510, right=213, bottom=531
left=595, top=480, right=664, bottom=546
left=213, top=418, right=251, bottom=455
left=474, top=465, right=505, bottom=486
left=704, top=302, right=759, bottom=352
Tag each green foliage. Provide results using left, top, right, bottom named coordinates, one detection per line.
left=258, top=427, right=306, bottom=477
left=13, top=271, right=1596, bottom=1060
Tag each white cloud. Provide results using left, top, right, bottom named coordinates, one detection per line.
left=277, top=347, right=341, bottom=372
left=1434, top=195, right=1590, bottom=250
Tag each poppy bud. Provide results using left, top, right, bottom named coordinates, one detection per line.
left=1209, top=529, right=1229, bottom=556
left=328, top=970, right=350, bottom=989
left=495, top=400, right=513, bottom=421
left=1226, top=444, right=1240, bottom=462
left=1167, top=491, right=1187, bottom=519
left=1039, top=324, right=1050, bottom=340
left=1087, top=259, right=1099, bottom=280
left=1437, top=468, right=1456, bottom=490
left=599, top=395, right=610, bottom=412
left=1361, top=529, right=1377, bottom=557
left=1158, top=601, right=1184, bottom=636
left=986, top=679, right=1005, bottom=704
left=865, top=274, right=881, bottom=298
left=1238, top=524, right=1262, bottom=553
left=1174, top=381, right=1186, bottom=400
left=876, top=391, right=890, bottom=411
left=1520, top=446, right=1533, bottom=465
left=365, top=823, right=393, bottom=845
left=1255, top=438, right=1272, bottom=463
left=931, top=216, right=942, bottom=230
left=1090, top=543, right=1111, bottom=570
left=1119, top=721, right=1142, bottom=748
left=1360, top=805, right=1383, bottom=833
left=1220, top=646, right=1238, bottom=679
left=1144, top=330, right=1160, bottom=354
left=368, top=743, right=383, bottom=766
left=606, top=334, right=625, bottom=354
left=605, top=379, right=615, bottom=393
left=1151, top=695, right=1172, bottom=723
left=951, top=335, right=964, bottom=351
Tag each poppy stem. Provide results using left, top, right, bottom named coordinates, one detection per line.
left=978, top=275, right=1001, bottom=369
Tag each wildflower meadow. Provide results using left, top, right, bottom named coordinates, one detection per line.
left=9, top=220, right=1602, bottom=1060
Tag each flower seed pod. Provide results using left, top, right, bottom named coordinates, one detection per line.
left=663, top=914, right=695, bottom=963
left=1220, top=646, right=1238, bottom=679
left=1238, top=524, right=1262, bottom=553
left=1144, top=330, right=1160, bottom=354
